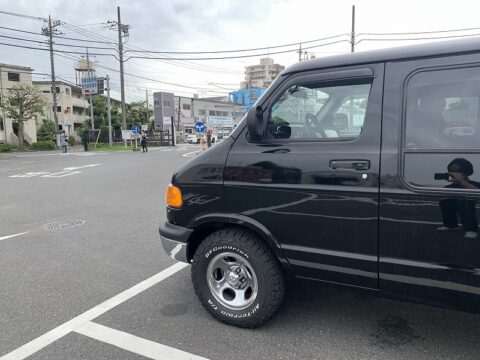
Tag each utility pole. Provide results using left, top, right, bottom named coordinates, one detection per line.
left=42, top=16, right=61, bottom=132
left=351, top=5, right=356, bottom=53
left=117, top=6, right=127, bottom=130
left=106, top=75, right=112, bottom=147
left=297, top=43, right=302, bottom=61
left=177, top=96, right=181, bottom=130
left=145, top=90, right=149, bottom=125
left=86, top=48, right=94, bottom=129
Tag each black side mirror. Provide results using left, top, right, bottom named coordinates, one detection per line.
left=247, top=105, right=265, bottom=140
left=274, top=124, right=291, bottom=139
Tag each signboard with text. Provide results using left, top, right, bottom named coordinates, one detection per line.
left=81, top=75, right=98, bottom=95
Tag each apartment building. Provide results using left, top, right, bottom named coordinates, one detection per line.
left=153, top=92, right=246, bottom=133
left=0, top=64, right=37, bottom=145
left=33, top=81, right=89, bottom=134
left=240, top=58, right=285, bottom=89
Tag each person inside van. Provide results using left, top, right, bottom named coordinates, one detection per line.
left=438, top=158, right=480, bottom=238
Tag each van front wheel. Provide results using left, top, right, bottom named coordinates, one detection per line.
left=191, top=228, right=285, bottom=328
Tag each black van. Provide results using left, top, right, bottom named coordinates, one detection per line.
left=160, top=38, right=480, bottom=328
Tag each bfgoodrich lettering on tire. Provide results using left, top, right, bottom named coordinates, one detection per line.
left=192, top=228, right=285, bottom=328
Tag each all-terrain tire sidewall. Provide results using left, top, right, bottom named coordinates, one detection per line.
left=192, top=229, right=284, bottom=327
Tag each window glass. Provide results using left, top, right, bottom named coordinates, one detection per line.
left=8, top=72, right=19, bottom=82
left=405, top=67, right=480, bottom=149
left=268, top=83, right=371, bottom=140
left=405, top=153, right=480, bottom=190
left=403, top=66, right=480, bottom=191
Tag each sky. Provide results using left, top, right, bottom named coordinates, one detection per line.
left=1, top=0, right=480, bottom=103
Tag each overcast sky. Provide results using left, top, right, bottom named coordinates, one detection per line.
left=1, top=0, right=480, bottom=103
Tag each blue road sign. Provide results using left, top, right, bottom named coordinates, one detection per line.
left=195, top=121, right=206, bottom=133
left=131, top=126, right=140, bottom=134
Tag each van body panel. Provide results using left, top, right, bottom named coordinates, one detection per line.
left=379, top=53, right=480, bottom=310
left=224, top=63, right=385, bottom=289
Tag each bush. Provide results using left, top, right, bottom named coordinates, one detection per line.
left=37, top=120, right=56, bottom=141
left=0, top=143, right=12, bottom=152
left=68, top=135, right=76, bottom=146
left=31, top=140, right=56, bottom=150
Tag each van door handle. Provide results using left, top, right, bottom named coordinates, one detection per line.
left=330, top=160, right=370, bottom=170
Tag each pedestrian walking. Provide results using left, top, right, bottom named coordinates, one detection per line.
left=140, top=131, right=148, bottom=152
left=206, top=129, right=212, bottom=148
left=60, top=131, right=68, bottom=154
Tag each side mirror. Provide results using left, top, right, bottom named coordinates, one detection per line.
left=274, top=124, right=291, bottom=139
left=247, top=105, right=265, bottom=139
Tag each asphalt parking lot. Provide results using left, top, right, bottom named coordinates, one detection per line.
left=1, top=145, right=480, bottom=360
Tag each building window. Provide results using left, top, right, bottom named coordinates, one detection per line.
left=163, top=101, right=170, bottom=107
left=65, top=88, right=70, bottom=95
left=55, top=87, right=60, bottom=93
left=42, top=90, right=50, bottom=93
left=53, top=106, right=62, bottom=112
left=8, top=72, right=20, bottom=82
left=182, top=103, right=191, bottom=110
left=403, top=66, right=480, bottom=189
left=199, top=109, right=205, bottom=115
left=0, top=116, right=4, bottom=131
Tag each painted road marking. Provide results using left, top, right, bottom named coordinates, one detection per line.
left=9, top=164, right=102, bottom=179
left=0, top=262, right=189, bottom=360
left=0, top=232, right=29, bottom=242
left=183, top=150, right=201, bottom=158
left=76, top=321, right=208, bottom=360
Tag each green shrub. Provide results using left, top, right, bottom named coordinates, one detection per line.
left=0, top=143, right=12, bottom=152
left=37, top=120, right=56, bottom=141
left=68, top=135, right=76, bottom=146
left=31, top=140, right=56, bottom=150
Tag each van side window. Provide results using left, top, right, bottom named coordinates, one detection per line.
left=268, top=83, right=371, bottom=141
left=403, top=66, right=480, bottom=189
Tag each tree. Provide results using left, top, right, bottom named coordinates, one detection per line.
left=90, top=95, right=121, bottom=130
left=127, top=101, right=153, bottom=130
left=0, top=84, right=46, bottom=149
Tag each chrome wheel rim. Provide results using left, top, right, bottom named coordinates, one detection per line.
left=206, top=252, right=258, bottom=310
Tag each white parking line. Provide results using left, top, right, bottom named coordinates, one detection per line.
left=182, top=150, right=201, bottom=158
left=0, top=262, right=189, bottom=360
left=76, top=321, right=208, bottom=360
left=0, top=232, right=29, bottom=242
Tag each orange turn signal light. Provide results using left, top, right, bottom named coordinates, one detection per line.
left=166, top=184, right=183, bottom=208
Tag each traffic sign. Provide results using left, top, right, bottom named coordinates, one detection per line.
left=131, top=126, right=140, bottom=134
left=195, top=121, right=206, bottom=133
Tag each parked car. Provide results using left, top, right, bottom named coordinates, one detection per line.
left=160, top=38, right=480, bottom=328
left=185, top=134, right=198, bottom=144
left=186, top=133, right=217, bottom=144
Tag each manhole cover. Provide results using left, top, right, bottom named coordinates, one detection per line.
left=44, top=219, right=85, bottom=230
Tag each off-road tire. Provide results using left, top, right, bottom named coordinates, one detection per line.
left=192, top=227, right=285, bottom=328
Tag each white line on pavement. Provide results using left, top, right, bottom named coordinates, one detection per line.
left=0, top=262, right=189, bottom=360
left=76, top=321, right=209, bottom=360
left=0, top=232, right=29, bottom=242
left=182, top=150, right=200, bottom=158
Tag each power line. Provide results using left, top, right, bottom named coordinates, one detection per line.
left=357, top=25, right=480, bottom=37
left=0, top=25, right=116, bottom=44
left=356, top=33, right=480, bottom=44
left=125, top=39, right=351, bottom=61
left=123, top=33, right=350, bottom=55
left=0, top=41, right=118, bottom=58
left=0, top=33, right=117, bottom=51
left=0, top=10, right=46, bottom=21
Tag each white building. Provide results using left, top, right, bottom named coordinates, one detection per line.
left=0, top=64, right=37, bottom=145
left=33, top=81, right=90, bottom=135
left=240, top=58, right=285, bottom=89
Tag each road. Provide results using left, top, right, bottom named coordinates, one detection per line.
left=0, top=145, right=479, bottom=360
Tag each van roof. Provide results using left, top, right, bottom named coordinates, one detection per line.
left=283, top=37, right=480, bottom=75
